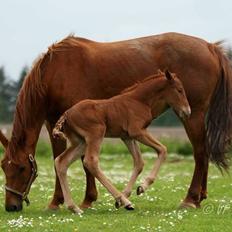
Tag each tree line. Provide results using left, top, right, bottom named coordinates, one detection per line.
left=0, top=66, right=28, bottom=122
left=0, top=47, right=231, bottom=125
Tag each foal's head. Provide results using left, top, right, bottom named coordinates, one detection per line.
left=161, top=70, right=191, bottom=119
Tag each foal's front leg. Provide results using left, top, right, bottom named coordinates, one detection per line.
left=135, top=130, right=167, bottom=195
left=55, top=143, right=85, bottom=214
left=122, top=139, right=144, bottom=198
left=83, top=138, right=134, bottom=210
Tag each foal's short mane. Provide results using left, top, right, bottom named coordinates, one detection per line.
left=121, top=72, right=164, bottom=94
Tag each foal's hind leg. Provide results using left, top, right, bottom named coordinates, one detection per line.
left=135, top=130, right=167, bottom=195
left=122, top=139, right=144, bottom=198
left=79, top=157, right=98, bottom=209
left=83, top=138, right=134, bottom=210
left=55, top=143, right=85, bottom=214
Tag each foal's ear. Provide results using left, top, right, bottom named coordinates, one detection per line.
left=157, top=69, right=163, bottom=75
left=164, top=69, right=173, bottom=81
left=0, top=130, right=9, bottom=149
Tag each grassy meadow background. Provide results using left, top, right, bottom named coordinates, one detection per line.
left=0, top=126, right=231, bottom=232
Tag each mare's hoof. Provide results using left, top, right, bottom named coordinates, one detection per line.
left=47, top=204, right=60, bottom=211
left=125, top=204, right=134, bottom=210
left=79, top=202, right=93, bottom=209
left=137, top=186, right=145, bottom=195
left=179, top=201, right=197, bottom=209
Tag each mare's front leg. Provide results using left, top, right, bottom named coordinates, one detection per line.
left=46, top=121, right=66, bottom=210
left=122, top=139, right=144, bottom=198
left=55, top=143, right=85, bottom=214
left=180, top=111, right=208, bottom=208
left=83, top=137, right=134, bottom=210
left=135, top=130, right=167, bottom=195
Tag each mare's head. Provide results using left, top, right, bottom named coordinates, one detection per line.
left=0, top=131, right=37, bottom=212
left=161, top=70, right=191, bottom=119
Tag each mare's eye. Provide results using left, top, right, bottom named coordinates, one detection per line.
left=19, top=166, right=25, bottom=172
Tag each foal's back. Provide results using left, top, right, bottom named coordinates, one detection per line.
left=63, top=93, right=151, bottom=139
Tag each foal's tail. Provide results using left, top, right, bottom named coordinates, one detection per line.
left=206, top=43, right=232, bottom=171
left=52, top=115, right=67, bottom=140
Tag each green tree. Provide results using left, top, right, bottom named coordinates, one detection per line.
left=152, top=109, right=181, bottom=127
left=0, top=65, right=28, bottom=123
left=227, top=47, right=232, bottom=62
left=0, top=67, right=14, bottom=122
left=16, top=66, right=28, bottom=92
left=9, top=66, right=29, bottom=119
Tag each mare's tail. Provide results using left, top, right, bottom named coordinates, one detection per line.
left=206, top=43, right=232, bottom=171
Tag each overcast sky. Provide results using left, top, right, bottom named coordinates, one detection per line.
left=1, top=0, right=232, bottom=80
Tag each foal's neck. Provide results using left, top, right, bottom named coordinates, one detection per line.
left=128, top=77, right=166, bottom=105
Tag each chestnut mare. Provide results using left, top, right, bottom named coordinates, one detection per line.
left=52, top=70, right=190, bottom=214
left=0, top=33, right=232, bottom=212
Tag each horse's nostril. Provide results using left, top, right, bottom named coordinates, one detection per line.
left=5, top=204, right=22, bottom=212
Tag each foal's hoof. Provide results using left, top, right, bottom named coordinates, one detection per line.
left=115, top=200, right=122, bottom=209
left=68, top=205, right=83, bottom=215
left=137, top=186, right=145, bottom=195
left=125, top=204, right=134, bottom=210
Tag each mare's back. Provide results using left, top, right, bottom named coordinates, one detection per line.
left=43, top=33, right=218, bottom=114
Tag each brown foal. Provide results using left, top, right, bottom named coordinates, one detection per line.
left=52, top=70, right=191, bottom=214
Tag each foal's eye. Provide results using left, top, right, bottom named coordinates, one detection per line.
left=177, top=89, right=182, bottom=93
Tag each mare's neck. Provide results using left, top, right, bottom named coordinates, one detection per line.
left=7, top=96, right=45, bottom=162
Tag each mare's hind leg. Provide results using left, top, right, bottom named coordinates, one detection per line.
left=122, top=139, right=144, bottom=198
left=46, top=121, right=66, bottom=210
left=135, top=130, right=167, bottom=194
left=180, top=111, right=208, bottom=208
left=83, top=137, right=133, bottom=210
left=55, top=142, right=86, bottom=214
left=200, top=162, right=209, bottom=202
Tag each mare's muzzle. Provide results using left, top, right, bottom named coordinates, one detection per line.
left=5, top=154, right=38, bottom=211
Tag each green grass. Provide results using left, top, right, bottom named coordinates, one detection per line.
left=36, top=138, right=193, bottom=157
left=0, top=141, right=231, bottom=232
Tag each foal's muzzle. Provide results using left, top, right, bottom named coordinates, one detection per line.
left=180, top=106, right=191, bottom=119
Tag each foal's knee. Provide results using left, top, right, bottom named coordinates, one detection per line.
left=83, top=156, right=99, bottom=175
left=136, top=159, right=145, bottom=174
left=159, top=146, right=167, bottom=161
left=55, top=156, right=66, bottom=175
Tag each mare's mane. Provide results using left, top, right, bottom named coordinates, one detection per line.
left=6, top=35, right=85, bottom=162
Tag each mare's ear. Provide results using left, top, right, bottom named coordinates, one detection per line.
left=164, top=69, right=173, bottom=81
left=0, top=130, right=9, bottom=149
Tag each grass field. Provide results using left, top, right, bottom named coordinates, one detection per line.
left=0, top=141, right=232, bottom=232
